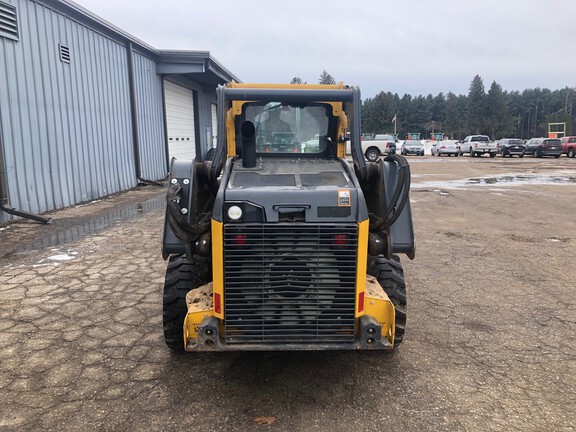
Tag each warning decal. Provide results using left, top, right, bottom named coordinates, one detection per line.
left=338, top=189, right=351, bottom=207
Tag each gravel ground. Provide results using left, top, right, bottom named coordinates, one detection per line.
left=1, top=156, right=575, bottom=431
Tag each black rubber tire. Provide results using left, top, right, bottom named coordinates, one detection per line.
left=367, top=255, right=407, bottom=345
left=536, top=148, right=543, bottom=158
left=469, top=148, right=474, bottom=157
left=519, top=153, right=524, bottom=158
left=365, top=148, right=380, bottom=162
left=555, top=154, right=560, bottom=158
left=568, top=148, right=575, bottom=158
left=490, top=152, right=496, bottom=158
left=163, top=254, right=212, bottom=351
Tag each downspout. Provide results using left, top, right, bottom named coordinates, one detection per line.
left=0, top=115, right=50, bottom=224
left=126, top=41, right=163, bottom=186
left=160, top=75, right=171, bottom=173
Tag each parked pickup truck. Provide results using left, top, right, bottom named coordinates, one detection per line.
left=359, top=134, right=397, bottom=161
left=459, top=135, right=498, bottom=158
left=560, top=136, right=576, bottom=158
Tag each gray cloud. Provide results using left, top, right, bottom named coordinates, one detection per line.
left=75, top=0, right=576, bottom=98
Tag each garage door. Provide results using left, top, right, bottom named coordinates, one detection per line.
left=164, top=80, right=196, bottom=160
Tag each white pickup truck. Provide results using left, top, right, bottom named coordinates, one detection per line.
left=346, top=133, right=397, bottom=161
left=459, top=135, right=498, bottom=158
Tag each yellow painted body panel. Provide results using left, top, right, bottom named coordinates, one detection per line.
left=183, top=282, right=214, bottom=349
left=364, top=275, right=396, bottom=346
left=223, top=82, right=349, bottom=159
left=336, top=111, right=348, bottom=158
left=211, top=219, right=224, bottom=319
left=228, top=81, right=346, bottom=90
left=355, top=219, right=369, bottom=317
left=226, top=108, right=236, bottom=157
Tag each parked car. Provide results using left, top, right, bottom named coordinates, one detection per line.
left=524, top=138, right=562, bottom=158
left=459, top=135, right=498, bottom=157
left=560, top=136, right=576, bottom=158
left=401, top=139, right=425, bottom=156
left=431, top=140, right=460, bottom=157
left=498, top=138, right=526, bottom=158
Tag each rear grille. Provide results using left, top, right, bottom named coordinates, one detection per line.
left=223, top=223, right=358, bottom=345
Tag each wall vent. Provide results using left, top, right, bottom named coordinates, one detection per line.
left=0, top=2, right=19, bottom=41
left=59, top=43, right=70, bottom=63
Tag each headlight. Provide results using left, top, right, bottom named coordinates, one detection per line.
left=227, top=205, right=243, bottom=221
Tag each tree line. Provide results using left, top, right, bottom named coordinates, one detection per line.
left=290, top=72, right=574, bottom=140
left=361, top=75, right=574, bottom=140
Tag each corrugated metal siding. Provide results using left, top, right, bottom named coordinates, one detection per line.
left=0, top=0, right=137, bottom=222
left=133, top=51, right=166, bottom=180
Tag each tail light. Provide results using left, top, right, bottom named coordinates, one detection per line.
left=233, top=235, right=248, bottom=245
left=358, top=291, right=365, bottom=313
left=386, top=143, right=390, bottom=148
left=333, top=234, right=348, bottom=246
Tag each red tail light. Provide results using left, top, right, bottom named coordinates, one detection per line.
left=440, top=145, right=446, bottom=149
left=214, top=293, right=222, bottom=314
left=233, top=235, right=247, bottom=245
left=386, top=143, right=390, bottom=148
left=358, top=291, right=365, bottom=313
left=333, top=234, right=348, bottom=245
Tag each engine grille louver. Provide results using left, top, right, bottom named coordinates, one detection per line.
left=223, top=224, right=358, bottom=345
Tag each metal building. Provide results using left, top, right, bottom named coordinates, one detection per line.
left=0, top=0, right=239, bottom=223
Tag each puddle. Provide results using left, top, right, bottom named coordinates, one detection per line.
left=412, top=172, right=576, bottom=189
left=2, top=195, right=165, bottom=258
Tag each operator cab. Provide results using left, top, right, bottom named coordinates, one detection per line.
left=239, top=102, right=337, bottom=158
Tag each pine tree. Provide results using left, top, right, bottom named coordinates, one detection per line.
left=318, top=70, right=336, bottom=85
left=467, top=75, right=486, bottom=134
left=485, top=81, right=509, bottom=138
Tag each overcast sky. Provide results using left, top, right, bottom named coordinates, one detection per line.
left=74, top=0, right=575, bottom=99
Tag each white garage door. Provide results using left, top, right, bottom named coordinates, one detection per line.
left=164, top=80, right=196, bottom=160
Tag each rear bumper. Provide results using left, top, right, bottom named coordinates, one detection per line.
left=541, top=150, right=563, bottom=156
left=473, top=148, right=497, bottom=153
left=503, top=148, right=525, bottom=155
left=182, top=276, right=396, bottom=351
left=186, top=315, right=393, bottom=351
left=403, top=148, right=424, bottom=154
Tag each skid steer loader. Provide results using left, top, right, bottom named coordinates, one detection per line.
left=162, top=82, right=415, bottom=352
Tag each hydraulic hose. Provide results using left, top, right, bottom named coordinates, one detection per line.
left=370, top=154, right=411, bottom=230
left=166, top=183, right=211, bottom=242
